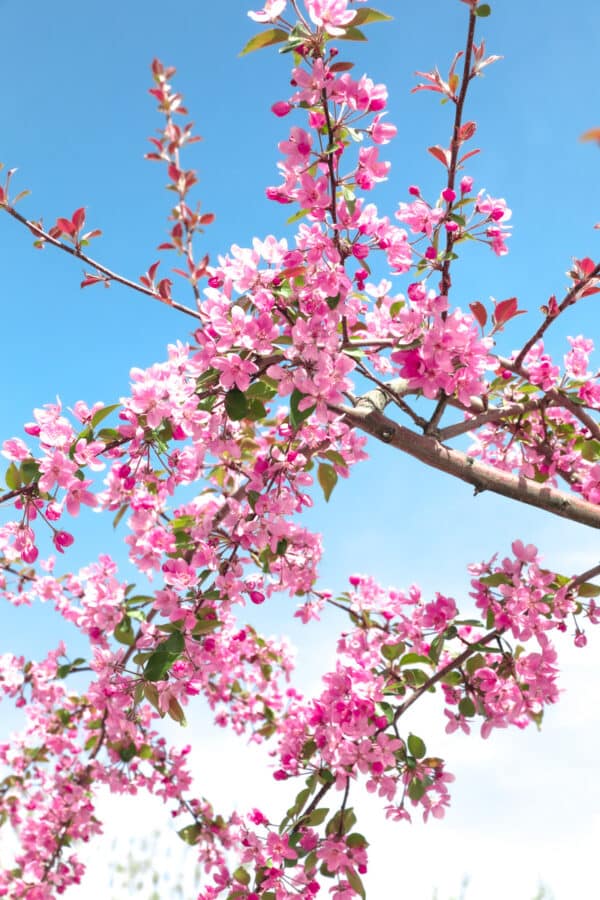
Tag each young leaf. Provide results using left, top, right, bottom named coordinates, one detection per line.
left=352, top=7, right=393, bottom=26
left=225, top=388, right=249, bottom=421
left=240, top=28, right=288, bottom=57
left=317, top=463, right=338, bottom=502
left=289, top=389, right=316, bottom=430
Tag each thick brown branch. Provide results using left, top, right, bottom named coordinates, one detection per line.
left=339, top=403, right=600, bottom=529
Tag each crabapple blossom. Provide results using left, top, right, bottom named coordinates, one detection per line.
left=0, top=1, right=600, bottom=897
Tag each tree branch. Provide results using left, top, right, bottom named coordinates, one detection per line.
left=338, top=403, right=600, bottom=529
left=1, top=203, right=202, bottom=321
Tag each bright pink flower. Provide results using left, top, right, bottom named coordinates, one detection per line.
left=306, top=0, right=356, bottom=36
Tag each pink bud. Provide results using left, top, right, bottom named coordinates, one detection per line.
left=425, top=246, right=438, bottom=260
left=21, top=545, right=39, bottom=564
left=408, top=185, right=420, bottom=196
left=249, top=590, right=265, bottom=605
left=271, top=100, right=292, bottom=117
left=460, top=175, right=474, bottom=194
left=352, top=243, right=369, bottom=260
left=53, top=530, right=75, bottom=552
left=46, top=502, right=62, bottom=522
left=442, top=188, right=456, bottom=202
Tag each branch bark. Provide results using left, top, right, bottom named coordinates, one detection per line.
left=339, top=403, right=600, bottom=530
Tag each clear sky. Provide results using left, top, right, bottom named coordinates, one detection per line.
left=2, top=1, right=600, bottom=897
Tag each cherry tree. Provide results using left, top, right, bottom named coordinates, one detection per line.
left=1, top=0, right=599, bottom=897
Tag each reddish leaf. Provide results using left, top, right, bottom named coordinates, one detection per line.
left=458, top=121, right=477, bottom=142
left=469, top=301, right=487, bottom=329
left=329, top=61, right=355, bottom=72
left=56, top=217, right=76, bottom=235
left=81, top=274, right=106, bottom=288
left=458, top=148, right=481, bottom=165
left=71, top=207, right=86, bottom=230
left=580, top=127, right=600, bottom=143
left=81, top=229, right=102, bottom=242
left=579, top=257, right=596, bottom=275
left=492, top=297, right=526, bottom=330
left=428, top=145, right=450, bottom=168
left=168, top=163, right=181, bottom=182
left=157, top=278, right=173, bottom=300
left=581, top=284, right=600, bottom=297
left=279, top=265, right=306, bottom=280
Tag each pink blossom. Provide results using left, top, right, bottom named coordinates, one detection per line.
left=306, top=0, right=356, bottom=36
left=248, top=0, right=286, bottom=23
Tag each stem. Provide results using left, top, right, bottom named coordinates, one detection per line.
left=566, top=562, right=600, bottom=593
left=439, top=9, right=478, bottom=300
left=514, top=261, right=600, bottom=369
left=393, top=629, right=500, bottom=723
left=1, top=203, right=202, bottom=321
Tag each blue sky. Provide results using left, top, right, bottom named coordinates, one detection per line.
left=2, top=1, right=600, bottom=897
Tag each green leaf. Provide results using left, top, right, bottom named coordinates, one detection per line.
left=21, top=459, right=40, bottom=484
left=381, top=641, right=405, bottom=661
left=91, top=403, right=120, bottom=427
left=178, top=823, right=202, bottom=845
left=307, top=807, right=329, bottom=826
left=97, top=427, right=120, bottom=443
left=479, top=572, right=512, bottom=587
left=144, top=631, right=185, bottom=682
left=578, top=582, right=600, bottom=598
left=317, top=463, right=338, bottom=502
left=225, top=388, right=249, bottom=421
left=466, top=653, right=486, bottom=675
left=475, top=3, right=492, bottom=16
left=459, top=697, right=476, bottom=717
left=346, top=868, right=366, bottom=900
left=577, top=439, right=600, bottom=461
left=117, top=741, right=137, bottom=762
left=114, top=615, right=135, bottom=645
left=246, top=397, right=267, bottom=421
left=352, top=7, right=393, bottom=25
left=167, top=697, right=187, bottom=725
left=289, top=389, right=316, bottom=430
left=246, top=379, right=278, bottom=401
left=408, top=778, right=425, bottom=802
left=399, top=652, right=431, bottom=666
left=5, top=462, right=21, bottom=490
left=233, top=867, right=251, bottom=886
left=144, top=683, right=161, bottom=713
left=337, top=26, right=368, bottom=41
left=239, top=27, right=288, bottom=56
left=326, top=808, right=356, bottom=836
left=112, top=503, right=129, bottom=529
left=346, top=832, right=368, bottom=849
left=286, top=207, right=309, bottom=225
left=407, top=734, right=426, bottom=759
left=326, top=294, right=341, bottom=310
